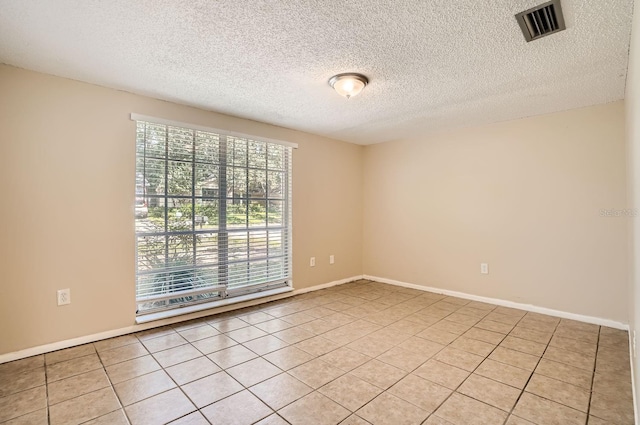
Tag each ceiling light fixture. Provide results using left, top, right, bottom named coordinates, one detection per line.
left=328, top=73, right=368, bottom=99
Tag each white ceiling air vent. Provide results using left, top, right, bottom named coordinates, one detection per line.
left=515, top=0, right=566, bottom=42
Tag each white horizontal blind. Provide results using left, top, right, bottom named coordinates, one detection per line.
left=134, top=120, right=292, bottom=314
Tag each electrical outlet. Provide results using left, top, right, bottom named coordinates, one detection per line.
left=310, top=257, right=315, bottom=267
left=57, top=288, right=71, bottom=306
left=480, top=263, right=489, bottom=274
left=329, top=255, right=335, bottom=265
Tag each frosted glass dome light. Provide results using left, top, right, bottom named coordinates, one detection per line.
left=328, top=73, right=368, bottom=99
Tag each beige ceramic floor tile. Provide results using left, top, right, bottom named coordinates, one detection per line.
left=340, top=414, right=372, bottom=425
left=463, top=328, right=505, bottom=345
left=273, top=326, right=316, bottom=344
left=135, top=327, right=176, bottom=341
left=49, top=387, right=121, bottom=425
left=587, top=415, right=616, bottom=425
left=445, top=313, right=481, bottom=326
left=489, top=347, right=539, bottom=371
left=279, top=391, right=350, bottom=425
left=140, top=333, right=188, bottom=353
left=423, top=415, right=456, bottom=425
left=525, top=373, right=590, bottom=412
left=181, top=371, right=243, bottom=408
left=592, top=371, right=633, bottom=398
left=83, top=409, right=129, bottom=425
left=239, top=311, right=277, bottom=325
left=534, top=358, right=592, bottom=389
left=45, top=344, right=96, bottom=365
left=177, top=324, right=220, bottom=342
left=376, top=346, right=431, bottom=371
left=280, top=312, right=316, bottom=326
left=289, top=358, right=346, bottom=388
left=152, top=344, right=202, bottom=368
left=509, top=326, right=553, bottom=344
left=0, top=385, right=47, bottom=423
left=554, top=327, right=599, bottom=344
left=474, top=358, right=532, bottom=389
left=165, top=356, right=221, bottom=385
left=98, top=342, right=149, bottom=367
left=113, top=369, right=175, bottom=406
left=0, top=356, right=44, bottom=378
left=244, top=335, right=290, bottom=355
left=458, top=374, right=521, bottom=411
left=226, top=325, right=268, bottom=343
left=385, top=318, right=432, bottom=335
left=549, top=334, right=597, bottom=356
left=47, top=368, right=110, bottom=405
left=357, top=392, right=429, bottom=425
left=505, top=415, right=536, bottom=425
left=596, top=354, right=631, bottom=376
left=475, top=319, right=514, bottom=334
left=397, top=336, right=445, bottom=357
left=598, top=328, right=628, bottom=350
left=104, top=355, right=161, bottom=384
left=168, top=411, right=210, bottom=425
left=347, top=335, right=396, bottom=357
left=543, top=346, right=595, bottom=371
left=434, top=347, right=484, bottom=372
left=434, top=393, right=507, bottom=425
left=93, top=335, right=138, bottom=353
left=263, top=346, right=315, bottom=370
left=485, top=312, right=521, bottom=326
left=449, top=336, right=495, bottom=357
left=512, top=392, right=586, bottom=425
left=500, top=336, right=546, bottom=356
left=0, top=367, right=45, bottom=397
left=125, top=388, right=195, bottom=425
left=1, top=408, right=48, bottom=425
left=207, top=344, right=258, bottom=369
left=255, top=318, right=296, bottom=333
left=191, top=334, right=238, bottom=354
left=297, top=318, right=340, bottom=335
left=201, top=390, right=273, bottom=425
left=413, top=359, right=470, bottom=390
left=211, top=317, right=251, bottom=333
left=350, top=359, right=406, bottom=389
left=416, top=328, right=460, bottom=345
left=227, top=357, right=283, bottom=387
left=318, top=347, right=371, bottom=372
left=295, top=335, right=341, bottom=357
left=318, top=373, right=382, bottom=411
left=250, top=373, right=312, bottom=410
left=589, top=391, right=635, bottom=424
left=46, top=353, right=103, bottom=382
left=388, top=373, right=451, bottom=413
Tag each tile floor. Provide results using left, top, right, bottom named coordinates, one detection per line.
left=0, top=280, right=634, bottom=425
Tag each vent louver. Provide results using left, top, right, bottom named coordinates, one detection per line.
left=515, top=0, right=566, bottom=42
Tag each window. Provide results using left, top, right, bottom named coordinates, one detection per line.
left=133, top=115, right=294, bottom=316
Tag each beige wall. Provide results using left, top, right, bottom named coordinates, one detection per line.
left=363, top=102, right=628, bottom=323
left=626, top=0, right=640, bottom=414
left=0, top=65, right=363, bottom=355
left=0, top=62, right=631, bottom=357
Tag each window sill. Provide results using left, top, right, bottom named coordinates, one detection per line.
left=135, top=286, right=294, bottom=324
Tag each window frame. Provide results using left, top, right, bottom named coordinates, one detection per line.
left=131, top=114, right=296, bottom=321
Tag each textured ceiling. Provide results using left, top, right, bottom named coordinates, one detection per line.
left=0, top=0, right=634, bottom=145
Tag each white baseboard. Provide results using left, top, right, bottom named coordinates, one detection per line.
left=0, top=275, right=363, bottom=364
left=364, top=275, right=629, bottom=330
